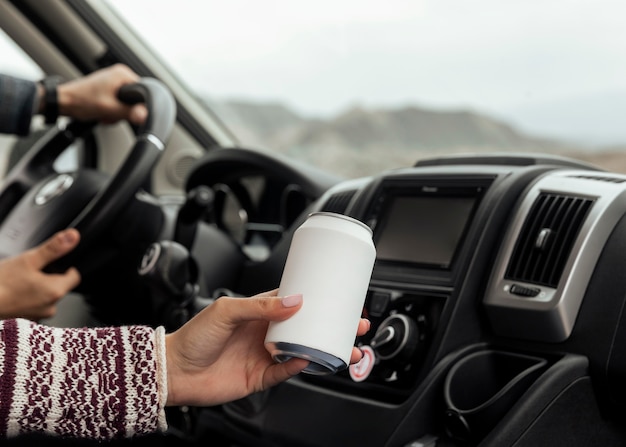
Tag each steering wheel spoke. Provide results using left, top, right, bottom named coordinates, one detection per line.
left=0, top=121, right=95, bottom=221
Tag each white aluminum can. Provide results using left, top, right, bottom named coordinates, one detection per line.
left=265, top=212, right=376, bottom=375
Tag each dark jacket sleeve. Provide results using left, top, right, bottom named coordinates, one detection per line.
left=0, top=74, right=38, bottom=136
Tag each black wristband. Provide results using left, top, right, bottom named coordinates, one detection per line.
left=39, top=76, right=63, bottom=125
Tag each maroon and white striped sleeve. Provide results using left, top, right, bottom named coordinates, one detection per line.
left=0, top=319, right=168, bottom=439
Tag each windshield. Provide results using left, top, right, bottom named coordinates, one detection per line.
left=106, top=0, right=626, bottom=179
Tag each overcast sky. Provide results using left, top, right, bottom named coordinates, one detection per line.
left=106, top=0, right=626, bottom=121
left=4, top=1, right=626, bottom=142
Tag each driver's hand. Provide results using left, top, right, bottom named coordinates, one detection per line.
left=54, top=64, right=148, bottom=126
left=0, top=229, right=81, bottom=321
left=164, top=290, right=371, bottom=407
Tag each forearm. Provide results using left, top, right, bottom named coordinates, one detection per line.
left=0, top=319, right=167, bottom=439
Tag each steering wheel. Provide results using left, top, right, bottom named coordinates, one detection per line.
left=0, top=77, right=176, bottom=272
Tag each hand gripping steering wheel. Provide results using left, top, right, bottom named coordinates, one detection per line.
left=0, top=77, right=176, bottom=272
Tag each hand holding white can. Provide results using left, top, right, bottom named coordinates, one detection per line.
left=265, top=212, right=376, bottom=375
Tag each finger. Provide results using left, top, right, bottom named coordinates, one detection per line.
left=262, top=357, right=309, bottom=389
left=350, top=347, right=364, bottom=364
left=253, top=289, right=279, bottom=298
left=357, top=318, right=371, bottom=337
left=42, top=267, right=82, bottom=303
left=129, top=104, right=148, bottom=125
left=24, top=229, right=81, bottom=269
left=206, top=294, right=303, bottom=327
left=54, top=267, right=82, bottom=292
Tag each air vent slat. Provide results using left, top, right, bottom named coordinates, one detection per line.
left=533, top=195, right=567, bottom=282
left=509, top=194, right=551, bottom=281
left=538, top=198, right=575, bottom=284
left=546, top=198, right=592, bottom=286
left=321, top=190, right=356, bottom=214
left=505, top=193, right=594, bottom=288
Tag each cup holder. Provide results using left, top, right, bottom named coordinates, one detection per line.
left=443, top=349, right=547, bottom=443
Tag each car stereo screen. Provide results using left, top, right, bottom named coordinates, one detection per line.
left=375, top=195, right=476, bottom=268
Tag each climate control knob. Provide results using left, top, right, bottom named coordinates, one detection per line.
left=370, top=313, right=420, bottom=361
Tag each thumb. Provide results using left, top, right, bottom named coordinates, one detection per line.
left=129, top=104, right=148, bottom=126
left=201, top=293, right=304, bottom=328
left=25, top=229, right=81, bottom=269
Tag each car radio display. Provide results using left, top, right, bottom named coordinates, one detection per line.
left=374, top=195, right=477, bottom=268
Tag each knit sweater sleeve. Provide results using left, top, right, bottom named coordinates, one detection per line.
left=0, top=74, right=38, bottom=136
left=0, top=319, right=168, bottom=440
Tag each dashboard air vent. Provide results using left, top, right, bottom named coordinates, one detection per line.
left=321, top=190, right=356, bottom=214
left=505, top=193, right=594, bottom=288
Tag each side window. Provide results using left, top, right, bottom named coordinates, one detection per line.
left=0, top=29, right=42, bottom=80
left=0, top=29, right=81, bottom=178
left=0, top=29, right=42, bottom=178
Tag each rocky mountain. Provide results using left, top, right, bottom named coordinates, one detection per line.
left=202, top=97, right=581, bottom=177
left=207, top=98, right=563, bottom=151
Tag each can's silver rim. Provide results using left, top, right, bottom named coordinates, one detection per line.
left=308, top=212, right=373, bottom=235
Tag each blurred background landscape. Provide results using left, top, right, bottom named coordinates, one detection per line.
left=206, top=97, right=626, bottom=178
left=105, top=0, right=626, bottom=180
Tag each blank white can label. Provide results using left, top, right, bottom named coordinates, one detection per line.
left=265, top=212, right=376, bottom=375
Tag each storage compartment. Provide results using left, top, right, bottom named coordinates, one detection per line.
left=443, top=349, right=548, bottom=443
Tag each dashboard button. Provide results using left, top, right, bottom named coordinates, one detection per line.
left=349, top=345, right=376, bottom=382
left=371, top=314, right=419, bottom=361
left=509, top=284, right=541, bottom=297
left=369, top=292, right=391, bottom=317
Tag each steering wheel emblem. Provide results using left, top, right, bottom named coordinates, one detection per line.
left=35, top=173, right=74, bottom=205
left=139, top=242, right=162, bottom=276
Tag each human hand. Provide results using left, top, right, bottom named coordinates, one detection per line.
left=56, top=64, right=148, bottom=125
left=165, top=290, right=370, bottom=407
left=0, top=229, right=81, bottom=320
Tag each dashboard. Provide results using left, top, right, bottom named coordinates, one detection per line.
left=192, top=153, right=626, bottom=447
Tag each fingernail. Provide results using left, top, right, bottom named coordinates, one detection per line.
left=57, top=230, right=73, bottom=245
left=282, top=294, right=303, bottom=308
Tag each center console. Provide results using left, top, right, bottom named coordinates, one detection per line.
left=211, top=155, right=626, bottom=447
left=298, top=171, right=501, bottom=403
